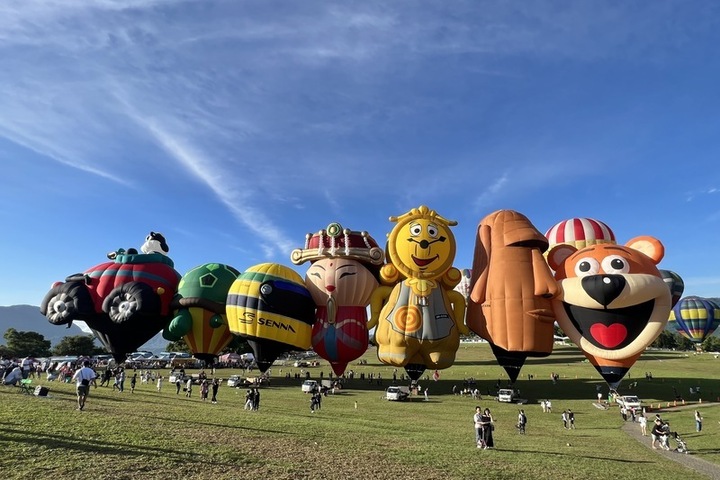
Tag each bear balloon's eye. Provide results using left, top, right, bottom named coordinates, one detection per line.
left=601, top=255, right=630, bottom=274
left=574, top=257, right=600, bottom=277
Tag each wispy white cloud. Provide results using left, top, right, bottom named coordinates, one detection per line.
left=473, top=173, right=510, bottom=210
left=1, top=0, right=718, bottom=258
left=122, top=107, right=295, bottom=257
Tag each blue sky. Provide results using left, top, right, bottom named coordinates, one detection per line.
left=1, top=0, right=719, bottom=307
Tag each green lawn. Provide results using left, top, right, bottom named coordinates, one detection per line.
left=1, top=343, right=718, bottom=480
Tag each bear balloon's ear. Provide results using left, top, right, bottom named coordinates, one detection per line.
left=625, top=236, right=664, bottom=264
left=547, top=244, right=577, bottom=272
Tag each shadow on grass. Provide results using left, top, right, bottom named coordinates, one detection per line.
left=0, top=423, right=236, bottom=464
left=130, top=412, right=287, bottom=435
left=495, top=448, right=655, bottom=464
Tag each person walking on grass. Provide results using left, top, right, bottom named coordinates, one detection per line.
left=561, top=410, right=568, bottom=429
left=695, top=410, right=703, bottom=432
left=651, top=418, right=665, bottom=449
left=244, top=389, right=253, bottom=410
left=157, top=375, right=163, bottom=392
left=185, top=377, right=193, bottom=398
left=130, top=373, right=137, bottom=393
left=638, top=414, right=648, bottom=436
left=567, top=410, right=575, bottom=429
left=72, top=361, right=97, bottom=411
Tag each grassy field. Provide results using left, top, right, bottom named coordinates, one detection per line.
left=1, top=343, right=719, bottom=480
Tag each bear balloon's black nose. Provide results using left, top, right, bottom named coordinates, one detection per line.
left=581, top=275, right=626, bottom=307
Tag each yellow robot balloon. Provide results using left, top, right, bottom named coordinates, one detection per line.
left=369, top=205, right=467, bottom=378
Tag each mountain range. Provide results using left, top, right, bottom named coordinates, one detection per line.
left=0, top=304, right=167, bottom=353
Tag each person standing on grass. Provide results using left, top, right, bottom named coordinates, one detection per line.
left=72, top=361, right=97, bottom=411
left=185, top=377, right=193, bottom=397
left=200, top=379, right=209, bottom=401
left=157, top=376, right=163, bottom=392
left=211, top=378, right=219, bottom=404
left=561, top=410, right=568, bottom=429
left=130, top=373, right=137, bottom=393
left=175, top=378, right=182, bottom=395
left=567, top=410, right=575, bottom=429
left=695, top=410, right=703, bottom=432
left=118, top=368, right=126, bottom=393
left=473, top=406, right=483, bottom=447
left=481, top=408, right=495, bottom=449
left=517, top=409, right=527, bottom=434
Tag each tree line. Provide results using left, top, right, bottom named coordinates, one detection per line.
left=0, top=328, right=106, bottom=358
left=650, top=329, right=720, bottom=352
left=1, top=327, right=717, bottom=360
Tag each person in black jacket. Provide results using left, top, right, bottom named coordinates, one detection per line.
left=651, top=418, right=667, bottom=450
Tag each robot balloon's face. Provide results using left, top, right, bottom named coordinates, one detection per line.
left=389, top=217, right=456, bottom=280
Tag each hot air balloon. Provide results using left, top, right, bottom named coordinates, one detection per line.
left=226, top=263, right=316, bottom=372
left=164, top=263, right=240, bottom=364
left=454, top=269, right=472, bottom=302
left=669, top=296, right=720, bottom=351
left=40, top=234, right=181, bottom=362
left=547, top=236, right=671, bottom=389
left=545, top=217, right=616, bottom=251
left=659, top=270, right=685, bottom=308
left=368, top=206, right=467, bottom=375
left=291, top=223, right=384, bottom=376
left=466, top=210, right=558, bottom=382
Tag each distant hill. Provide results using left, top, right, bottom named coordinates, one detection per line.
left=0, top=304, right=168, bottom=353
left=0, top=304, right=88, bottom=346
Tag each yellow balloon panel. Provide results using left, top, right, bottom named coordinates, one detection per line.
left=226, top=263, right=314, bottom=351
left=183, top=307, right=234, bottom=358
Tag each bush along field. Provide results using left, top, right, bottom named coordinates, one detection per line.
left=1, top=343, right=718, bottom=480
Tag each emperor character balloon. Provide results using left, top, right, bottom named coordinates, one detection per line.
left=291, top=223, right=384, bottom=376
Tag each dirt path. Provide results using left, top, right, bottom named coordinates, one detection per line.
left=621, top=420, right=720, bottom=479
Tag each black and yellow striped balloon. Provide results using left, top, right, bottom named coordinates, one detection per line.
left=227, top=263, right=316, bottom=370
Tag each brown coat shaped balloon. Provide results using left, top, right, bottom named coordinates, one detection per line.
left=467, top=210, right=557, bottom=355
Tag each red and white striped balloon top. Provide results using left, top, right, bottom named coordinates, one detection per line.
left=545, top=218, right=616, bottom=250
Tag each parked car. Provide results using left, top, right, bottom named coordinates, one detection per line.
left=301, top=380, right=318, bottom=393
left=616, top=395, right=641, bottom=409
left=497, top=389, right=516, bottom=403
left=226, top=375, right=247, bottom=388
left=386, top=386, right=410, bottom=401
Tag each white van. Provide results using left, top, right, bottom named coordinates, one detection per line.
left=386, top=386, right=410, bottom=401
left=301, top=379, right=318, bottom=393
left=497, top=389, right=516, bottom=403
